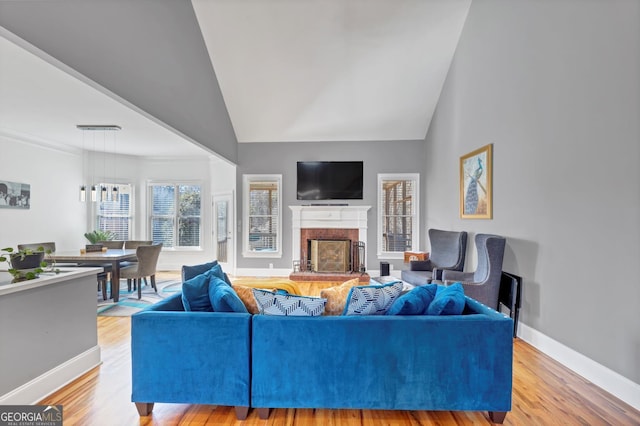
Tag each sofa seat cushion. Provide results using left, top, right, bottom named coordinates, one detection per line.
left=427, top=282, right=466, bottom=315
left=342, top=280, right=403, bottom=315
left=252, top=289, right=327, bottom=316
left=386, top=284, right=438, bottom=315
left=320, top=278, right=361, bottom=316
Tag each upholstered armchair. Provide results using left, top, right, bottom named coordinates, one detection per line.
left=401, top=229, right=468, bottom=286
left=441, top=234, right=506, bottom=310
left=120, top=243, right=163, bottom=299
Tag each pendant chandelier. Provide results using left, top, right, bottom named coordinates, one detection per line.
left=77, top=124, right=121, bottom=203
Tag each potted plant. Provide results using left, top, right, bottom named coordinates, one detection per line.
left=84, top=230, right=116, bottom=252
left=0, top=246, right=47, bottom=282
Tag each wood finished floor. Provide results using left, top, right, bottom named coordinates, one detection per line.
left=39, top=272, right=640, bottom=425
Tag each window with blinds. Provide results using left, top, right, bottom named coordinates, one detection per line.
left=150, top=183, right=201, bottom=248
left=243, top=175, right=282, bottom=258
left=377, top=174, right=419, bottom=258
left=97, top=183, right=132, bottom=240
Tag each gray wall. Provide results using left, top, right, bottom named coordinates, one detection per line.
left=237, top=140, right=426, bottom=270
left=426, top=0, right=640, bottom=383
left=0, top=0, right=238, bottom=163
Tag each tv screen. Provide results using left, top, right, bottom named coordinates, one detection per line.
left=297, top=161, right=363, bottom=200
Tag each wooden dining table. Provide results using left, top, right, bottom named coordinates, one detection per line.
left=48, top=249, right=137, bottom=302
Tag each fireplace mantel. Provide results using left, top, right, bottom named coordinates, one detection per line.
left=290, top=205, right=371, bottom=268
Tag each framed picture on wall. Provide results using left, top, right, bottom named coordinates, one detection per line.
left=0, top=180, right=30, bottom=209
left=460, top=144, right=492, bottom=219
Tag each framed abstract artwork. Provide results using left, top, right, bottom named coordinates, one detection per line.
left=460, top=144, right=492, bottom=219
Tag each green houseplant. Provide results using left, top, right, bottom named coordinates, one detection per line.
left=84, top=230, right=116, bottom=252
left=84, top=230, right=117, bottom=244
left=0, top=246, right=48, bottom=282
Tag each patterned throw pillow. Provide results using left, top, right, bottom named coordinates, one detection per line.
left=342, top=280, right=404, bottom=315
left=233, top=284, right=260, bottom=314
left=320, top=278, right=361, bottom=316
left=252, top=289, right=327, bottom=316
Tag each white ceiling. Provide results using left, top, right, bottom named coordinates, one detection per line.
left=0, top=0, right=470, bottom=156
left=193, top=0, right=471, bottom=142
left=0, top=32, right=208, bottom=157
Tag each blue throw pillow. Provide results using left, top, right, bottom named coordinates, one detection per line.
left=182, top=261, right=218, bottom=282
left=342, top=280, right=403, bottom=315
left=182, top=261, right=233, bottom=286
left=209, top=276, right=248, bottom=313
left=181, top=270, right=214, bottom=312
left=426, top=282, right=465, bottom=315
left=252, top=288, right=326, bottom=316
left=386, top=284, right=438, bottom=315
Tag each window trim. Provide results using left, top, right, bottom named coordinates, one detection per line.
left=377, top=173, right=420, bottom=260
left=242, top=174, right=282, bottom=259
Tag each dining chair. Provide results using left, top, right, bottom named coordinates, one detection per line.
left=124, top=240, right=153, bottom=249
left=94, top=241, right=125, bottom=297
left=120, top=243, right=163, bottom=299
left=99, top=240, right=125, bottom=249
left=121, top=240, right=153, bottom=287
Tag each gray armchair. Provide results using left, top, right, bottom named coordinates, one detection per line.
left=400, top=229, right=468, bottom=286
left=441, top=234, right=506, bottom=310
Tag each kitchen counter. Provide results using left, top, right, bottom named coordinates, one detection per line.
left=0, top=267, right=103, bottom=404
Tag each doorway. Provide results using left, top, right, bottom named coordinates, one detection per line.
left=213, top=192, right=235, bottom=274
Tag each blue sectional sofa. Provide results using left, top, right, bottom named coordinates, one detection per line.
left=132, top=286, right=513, bottom=423
left=131, top=293, right=252, bottom=419
left=251, top=296, right=513, bottom=423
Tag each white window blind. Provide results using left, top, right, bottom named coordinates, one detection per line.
left=97, top=183, right=132, bottom=240
left=378, top=174, right=419, bottom=257
left=243, top=175, right=282, bottom=258
left=150, top=183, right=201, bottom=248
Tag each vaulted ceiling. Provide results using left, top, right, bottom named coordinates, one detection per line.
left=0, top=0, right=471, bottom=159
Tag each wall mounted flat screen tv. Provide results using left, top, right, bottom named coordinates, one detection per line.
left=297, top=161, right=364, bottom=200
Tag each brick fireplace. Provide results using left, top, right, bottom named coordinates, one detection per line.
left=289, top=205, right=371, bottom=282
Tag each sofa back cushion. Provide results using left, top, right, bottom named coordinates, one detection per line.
left=182, top=260, right=232, bottom=285
left=342, top=280, right=403, bottom=315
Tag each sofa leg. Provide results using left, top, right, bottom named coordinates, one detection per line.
left=257, top=408, right=270, bottom=419
left=488, top=411, right=507, bottom=423
left=235, top=406, right=249, bottom=420
left=135, top=402, right=154, bottom=416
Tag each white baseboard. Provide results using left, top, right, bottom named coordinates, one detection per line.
left=518, top=322, right=640, bottom=411
left=0, top=345, right=101, bottom=405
